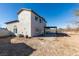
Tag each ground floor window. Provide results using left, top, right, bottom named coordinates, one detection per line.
left=13, top=26, right=17, bottom=33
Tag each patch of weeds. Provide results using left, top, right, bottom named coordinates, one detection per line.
left=53, top=39, right=59, bottom=41
left=28, top=37, right=32, bottom=39
left=39, top=38, right=44, bottom=40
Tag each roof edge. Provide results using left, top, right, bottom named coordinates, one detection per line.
left=5, top=20, right=19, bottom=24
left=17, top=8, right=47, bottom=23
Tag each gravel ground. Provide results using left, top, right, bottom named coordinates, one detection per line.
left=0, top=37, right=35, bottom=56
left=11, top=34, right=79, bottom=56
left=0, top=34, right=79, bottom=56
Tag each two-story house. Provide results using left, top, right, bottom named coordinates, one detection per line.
left=5, top=8, right=47, bottom=37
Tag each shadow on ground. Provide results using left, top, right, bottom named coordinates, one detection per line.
left=0, top=36, right=36, bottom=56
left=36, top=32, right=70, bottom=37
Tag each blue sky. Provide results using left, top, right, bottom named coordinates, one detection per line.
left=0, top=3, right=79, bottom=28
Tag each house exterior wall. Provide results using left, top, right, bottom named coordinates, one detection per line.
left=18, top=10, right=31, bottom=37
left=6, top=9, right=46, bottom=37
left=6, top=22, right=20, bottom=36
left=31, top=12, right=46, bottom=36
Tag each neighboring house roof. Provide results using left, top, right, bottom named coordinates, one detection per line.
left=5, top=20, right=19, bottom=24
left=0, top=28, right=14, bottom=37
left=17, top=8, right=47, bottom=23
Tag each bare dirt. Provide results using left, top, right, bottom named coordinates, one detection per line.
left=11, top=34, right=79, bottom=56
left=0, top=33, right=79, bottom=56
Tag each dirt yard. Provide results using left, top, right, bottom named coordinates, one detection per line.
left=0, top=33, right=79, bottom=56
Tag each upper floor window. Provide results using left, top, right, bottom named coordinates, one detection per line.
left=35, top=16, right=38, bottom=21
left=39, top=19, right=42, bottom=23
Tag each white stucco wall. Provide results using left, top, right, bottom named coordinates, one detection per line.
left=6, top=9, right=46, bottom=37
left=6, top=22, right=20, bottom=36
left=18, top=10, right=31, bottom=37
